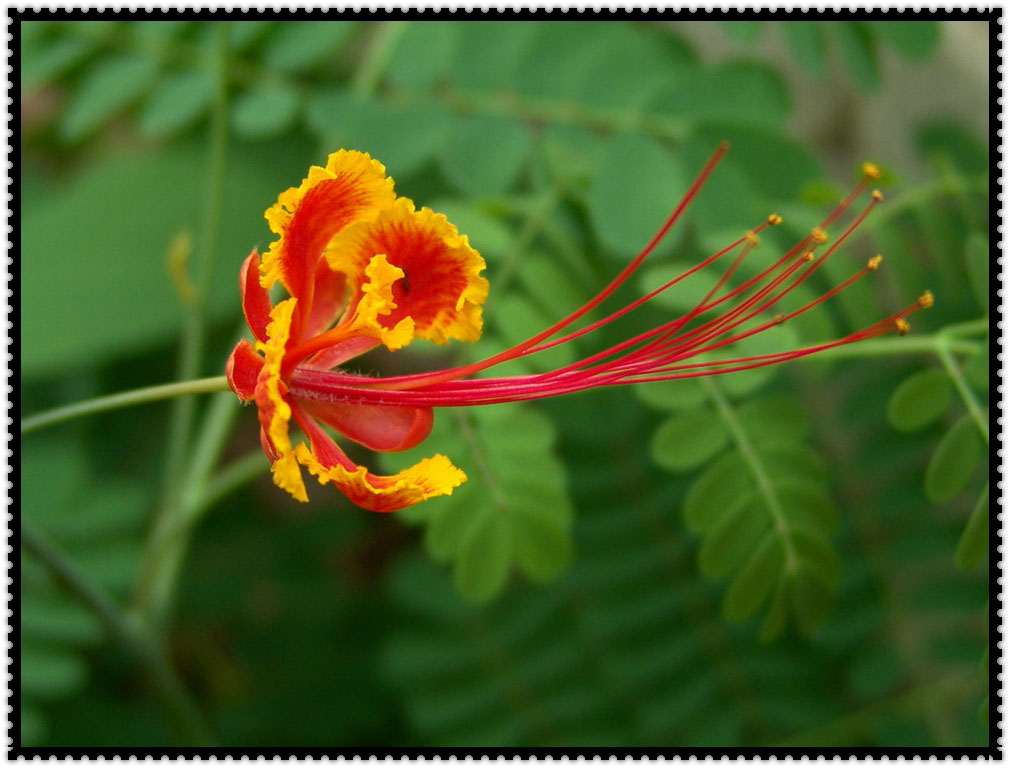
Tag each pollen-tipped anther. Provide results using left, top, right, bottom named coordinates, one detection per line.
left=773, top=312, right=786, bottom=325
left=802, top=250, right=815, bottom=262
left=861, top=162, right=882, bottom=180
left=810, top=227, right=828, bottom=244
left=867, top=254, right=883, bottom=271
left=918, top=290, right=934, bottom=309
left=767, top=213, right=782, bottom=226
left=895, top=317, right=911, bottom=335
left=871, top=189, right=884, bottom=202
left=745, top=230, right=760, bottom=247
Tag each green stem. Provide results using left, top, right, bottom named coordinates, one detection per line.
left=160, top=22, right=230, bottom=505
left=937, top=341, right=989, bottom=445
left=350, top=21, right=408, bottom=97
left=137, top=391, right=240, bottom=623
left=806, top=333, right=982, bottom=362
left=196, top=450, right=269, bottom=515
left=21, top=520, right=214, bottom=746
left=487, top=187, right=563, bottom=304
left=20, top=376, right=231, bottom=435
left=702, top=379, right=798, bottom=573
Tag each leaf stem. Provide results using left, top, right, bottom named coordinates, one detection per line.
left=160, top=22, right=231, bottom=504
left=21, top=520, right=214, bottom=746
left=20, top=376, right=231, bottom=435
left=937, top=340, right=989, bottom=445
left=702, top=378, right=798, bottom=573
left=350, top=21, right=408, bottom=97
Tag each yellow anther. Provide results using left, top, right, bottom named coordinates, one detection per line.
left=895, top=317, right=910, bottom=335
left=745, top=230, right=760, bottom=247
left=767, top=213, right=783, bottom=226
left=871, top=189, right=884, bottom=202
left=918, top=290, right=934, bottom=309
left=866, top=254, right=883, bottom=271
left=803, top=250, right=815, bottom=262
left=861, top=162, right=881, bottom=180
left=773, top=313, right=786, bottom=325
left=810, top=227, right=828, bottom=244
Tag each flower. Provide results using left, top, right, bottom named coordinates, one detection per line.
left=226, top=146, right=931, bottom=512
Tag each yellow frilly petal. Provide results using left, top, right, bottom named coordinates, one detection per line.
left=326, top=197, right=488, bottom=346
left=348, top=254, right=416, bottom=350
left=254, top=298, right=308, bottom=502
left=294, top=444, right=466, bottom=513
left=260, top=150, right=396, bottom=293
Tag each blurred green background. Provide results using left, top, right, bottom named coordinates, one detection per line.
left=20, top=19, right=990, bottom=748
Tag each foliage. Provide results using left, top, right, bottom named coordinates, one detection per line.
left=19, top=18, right=989, bottom=749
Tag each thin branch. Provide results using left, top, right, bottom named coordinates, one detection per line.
left=20, top=376, right=231, bottom=435
left=702, top=378, right=798, bottom=573
left=21, top=520, right=214, bottom=746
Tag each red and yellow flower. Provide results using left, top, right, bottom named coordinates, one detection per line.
left=226, top=146, right=931, bottom=512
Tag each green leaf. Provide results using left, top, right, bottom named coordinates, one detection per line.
left=915, top=120, right=988, bottom=175
left=780, top=22, right=826, bottom=77
left=60, top=55, right=159, bottom=141
left=872, top=21, right=940, bottom=59
left=588, top=132, right=683, bottom=260
left=759, top=579, right=790, bottom=642
left=722, top=533, right=783, bottom=621
left=449, top=21, right=537, bottom=89
left=137, top=69, right=215, bottom=138
left=572, top=31, right=677, bottom=111
left=688, top=122, right=823, bottom=201
left=650, top=409, right=729, bottom=473
left=720, top=323, right=799, bottom=399
left=387, top=22, right=459, bottom=89
left=698, top=496, right=770, bottom=581
left=21, top=706, right=48, bottom=746
left=427, top=199, right=513, bottom=260
left=634, top=378, right=706, bottom=413
left=22, top=35, right=95, bottom=91
left=965, top=233, right=989, bottom=311
left=924, top=414, right=984, bottom=503
left=306, top=90, right=452, bottom=177
left=230, top=21, right=275, bottom=52
left=833, top=22, right=880, bottom=91
left=21, top=594, right=104, bottom=645
left=511, top=511, right=572, bottom=583
left=261, top=21, right=352, bottom=73
left=21, top=647, right=88, bottom=699
left=683, top=452, right=751, bottom=535
left=21, top=142, right=300, bottom=377
left=735, top=394, right=810, bottom=444
left=231, top=83, right=301, bottom=140
left=490, top=295, right=576, bottom=374
left=887, top=368, right=953, bottom=432
left=955, top=483, right=989, bottom=569
left=517, top=253, right=589, bottom=318
left=721, top=21, right=764, bottom=44
left=391, top=406, right=573, bottom=602
left=790, top=567, right=834, bottom=634
left=439, top=115, right=532, bottom=198
left=652, top=60, right=791, bottom=127
left=454, top=510, right=512, bottom=602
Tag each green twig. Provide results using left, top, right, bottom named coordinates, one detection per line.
left=137, top=391, right=240, bottom=623
left=160, top=22, right=231, bottom=505
left=350, top=21, right=408, bottom=97
left=196, top=450, right=269, bottom=515
left=487, top=187, right=563, bottom=305
left=937, top=341, right=989, bottom=445
left=702, top=378, right=798, bottom=573
left=21, top=520, right=214, bottom=746
left=20, top=376, right=231, bottom=435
